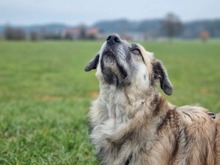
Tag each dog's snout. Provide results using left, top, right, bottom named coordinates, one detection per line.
left=106, top=34, right=121, bottom=46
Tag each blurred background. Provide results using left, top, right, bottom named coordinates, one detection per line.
left=1, top=0, right=220, bottom=41
left=0, top=0, right=220, bottom=164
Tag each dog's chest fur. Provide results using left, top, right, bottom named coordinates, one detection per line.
left=89, top=85, right=172, bottom=164
left=88, top=85, right=217, bottom=165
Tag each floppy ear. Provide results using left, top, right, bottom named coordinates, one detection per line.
left=85, top=54, right=99, bottom=72
left=153, top=60, right=173, bottom=95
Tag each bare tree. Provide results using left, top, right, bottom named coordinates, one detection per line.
left=30, top=31, right=39, bottom=41
left=78, top=25, right=87, bottom=39
left=4, top=26, right=26, bottom=40
left=162, top=13, right=183, bottom=40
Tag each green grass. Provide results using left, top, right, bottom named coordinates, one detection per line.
left=0, top=40, right=220, bottom=164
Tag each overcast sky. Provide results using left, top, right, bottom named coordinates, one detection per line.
left=1, top=0, right=220, bottom=26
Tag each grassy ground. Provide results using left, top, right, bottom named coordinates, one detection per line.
left=0, top=40, right=219, bottom=164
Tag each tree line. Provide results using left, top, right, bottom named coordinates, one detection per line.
left=3, top=13, right=217, bottom=41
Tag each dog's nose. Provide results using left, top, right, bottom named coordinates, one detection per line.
left=106, top=34, right=121, bottom=46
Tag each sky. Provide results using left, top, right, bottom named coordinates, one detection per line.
left=1, top=0, right=220, bottom=26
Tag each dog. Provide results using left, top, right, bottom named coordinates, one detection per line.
left=85, top=34, right=220, bottom=165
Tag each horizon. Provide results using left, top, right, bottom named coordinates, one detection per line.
left=1, top=17, right=220, bottom=27
left=1, top=0, right=220, bottom=26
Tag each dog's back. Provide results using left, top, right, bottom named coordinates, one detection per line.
left=89, top=97, right=219, bottom=165
left=215, top=115, right=220, bottom=164
left=175, top=106, right=216, bottom=164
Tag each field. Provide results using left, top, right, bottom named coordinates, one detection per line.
left=0, top=40, right=220, bottom=164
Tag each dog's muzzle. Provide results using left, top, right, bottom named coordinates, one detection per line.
left=100, top=35, right=129, bottom=86
left=101, top=34, right=123, bottom=65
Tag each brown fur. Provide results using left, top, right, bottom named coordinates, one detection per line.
left=86, top=38, right=220, bottom=165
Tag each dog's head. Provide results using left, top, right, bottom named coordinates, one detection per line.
left=85, top=34, right=173, bottom=95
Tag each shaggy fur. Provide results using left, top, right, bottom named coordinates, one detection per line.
left=85, top=34, right=220, bottom=165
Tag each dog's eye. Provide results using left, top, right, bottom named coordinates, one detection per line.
left=132, top=48, right=141, bottom=55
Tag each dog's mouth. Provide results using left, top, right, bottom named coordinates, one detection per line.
left=101, top=50, right=128, bottom=86
left=102, top=50, right=116, bottom=66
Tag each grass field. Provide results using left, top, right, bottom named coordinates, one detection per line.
left=0, top=40, right=220, bottom=164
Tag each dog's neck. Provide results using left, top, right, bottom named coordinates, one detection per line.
left=99, top=82, right=167, bottom=125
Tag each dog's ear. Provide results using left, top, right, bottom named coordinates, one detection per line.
left=153, top=60, right=173, bottom=95
left=85, top=54, right=99, bottom=72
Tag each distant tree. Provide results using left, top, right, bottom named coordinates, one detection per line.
left=162, top=13, right=183, bottom=40
left=87, top=34, right=96, bottom=40
left=64, top=33, right=73, bottom=40
left=78, top=25, right=87, bottom=39
left=4, top=26, right=26, bottom=40
left=30, top=31, right=38, bottom=41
